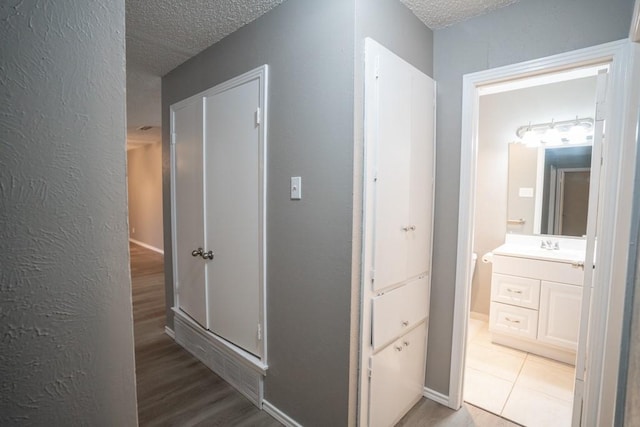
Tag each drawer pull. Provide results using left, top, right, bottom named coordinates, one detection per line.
left=505, top=317, right=521, bottom=324
left=506, top=288, right=523, bottom=294
left=394, top=345, right=403, bottom=352
left=401, top=320, right=409, bottom=327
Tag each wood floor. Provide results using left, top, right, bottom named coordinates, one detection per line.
left=130, top=242, right=518, bottom=426
left=130, top=243, right=281, bottom=426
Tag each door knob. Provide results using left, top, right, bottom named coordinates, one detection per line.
left=191, top=248, right=204, bottom=257
left=191, top=247, right=214, bottom=260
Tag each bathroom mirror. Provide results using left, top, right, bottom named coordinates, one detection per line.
left=507, top=143, right=592, bottom=237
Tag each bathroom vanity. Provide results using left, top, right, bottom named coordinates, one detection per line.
left=489, top=236, right=586, bottom=365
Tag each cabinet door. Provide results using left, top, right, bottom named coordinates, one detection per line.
left=538, top=281, right=582, bottom=350
left=371, top=275, right=429, bottom=351
left=406, top=70, right=435, bottom=278
left=173, top=98, right=207, bottom=327
left=369, top=322, right=427, bottom=427
left=371, top=50, right=412, bottom=291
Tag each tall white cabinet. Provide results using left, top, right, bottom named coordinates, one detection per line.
left=170, top=66, right=268, bottom=406
left=360, top=39, right=435, bottom=427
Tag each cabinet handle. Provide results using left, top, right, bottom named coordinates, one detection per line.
left=403, top=341, right=410, bottom=347
left=505, top=317, right=521, bottom=324
left=394, top=345, right=403, bottom=352
left=571, top=262, right=585, bottom=270
left=401, top=320, right=409, bottom=327
left=506, top=288, right=523, bottom=294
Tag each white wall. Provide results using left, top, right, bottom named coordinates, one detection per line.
left=470, top=76, right=598, bottom=316
left=0, top=1, right=137, bottom=424
left=128, top=142, right=164, bottom=251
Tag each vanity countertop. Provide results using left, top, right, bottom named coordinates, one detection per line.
left=493, top=243, right=585, bottom=264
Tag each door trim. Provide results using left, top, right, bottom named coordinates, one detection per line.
left=169, top=65, right=269, bottom=365
left=450, top=39, right=639, bottom=427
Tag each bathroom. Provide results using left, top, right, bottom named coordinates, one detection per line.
left=462, top=65, right=603, bottom=426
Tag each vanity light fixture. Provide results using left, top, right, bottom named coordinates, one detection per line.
left=516, top=116, right=594, bottom=147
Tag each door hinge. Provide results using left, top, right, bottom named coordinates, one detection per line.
left=255, top=107, right=261, bottom=126
left=257, top=323, right=262, bottom=341
left=370, top=269, right=375, bottom=282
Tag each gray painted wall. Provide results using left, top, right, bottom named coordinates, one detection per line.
left=162, top=1, right=355, bottom=425
left=429, top=0, right=634, bottom=395
left=0, top=1, right=137, bottom=425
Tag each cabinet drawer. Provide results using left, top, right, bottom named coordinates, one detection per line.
left=372, top=275, right=429, bottom=351
left=493, top=255, right=584, bottom=286
left=490, top=302, right=538, bottom=340
left=491, top=273, right=540, bottom=309
left=369, top=322, right=427, bottom=427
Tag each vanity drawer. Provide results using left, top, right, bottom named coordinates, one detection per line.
left=372, top=275, right=429, bottom=351
left=492, top=255, right=584, bottom=286
left=490, top=302, right=538, bottom=340
left=491, top=273, right=540, bottom=309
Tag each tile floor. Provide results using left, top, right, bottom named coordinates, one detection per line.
left=464, top=318, right=575, bottom=427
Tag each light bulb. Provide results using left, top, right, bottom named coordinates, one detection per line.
left=522, top=129, right=539, bottom=147
left=568, top=123, right=587, bottom=144
left=542, top=127, right=561, bottom=146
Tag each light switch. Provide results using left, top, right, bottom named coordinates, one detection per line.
left=290, top=176, right=302, bottom=200
left=519, top=187, right=534, bottom=198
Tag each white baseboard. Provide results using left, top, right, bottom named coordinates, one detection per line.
left=469, top=311, right=489, bottom=322
left=423, top=387, right=451, bottom=407
left=165, top=326, right=175, bottom=339
left=129, top=238, right=164, bottom=255
left=262, top=400, right=302, bottom=427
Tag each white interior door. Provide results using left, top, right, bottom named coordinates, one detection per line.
left=572, top=68, right=608, bottom=425
left=372, top=50, right=412, bottom=291
left=173, top=99, right=207, bottom=327
left=205, top=78, right=262, bottom=357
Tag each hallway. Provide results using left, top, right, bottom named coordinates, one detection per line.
left=130, top=242, right=516, bottom=426
left=130, top=243, right=281, bottom=426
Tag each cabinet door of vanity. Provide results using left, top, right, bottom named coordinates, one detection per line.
left=538, top=281, right=582, bottom=350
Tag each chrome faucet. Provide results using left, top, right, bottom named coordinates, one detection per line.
left=540, top=239, right=560, bottom=250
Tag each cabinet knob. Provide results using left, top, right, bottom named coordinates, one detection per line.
left=401, top=320, right=409, bottom=327
left=409, top=225, right=416, bottom=231
left=402, top=226, right=410, bottom=232
left=394, top=345, right=403, bottom=352
left=403, top=341, right=410, bottom=347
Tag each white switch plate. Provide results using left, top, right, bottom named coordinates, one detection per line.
left=291, top=176, right=302, bottom=200
left=519, top=187, right=534, bottom=198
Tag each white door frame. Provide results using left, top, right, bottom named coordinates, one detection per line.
left=449, top=39, right=639, bottom=426
left=169, top=65, right=269, bottom=367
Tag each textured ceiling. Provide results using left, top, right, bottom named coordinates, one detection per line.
left=401, top=0, right=520, bottom=29
left=125, top=0, right=520, bottom=147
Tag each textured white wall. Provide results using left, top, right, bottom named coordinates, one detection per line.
left=0, top=1, right=137, bottom=424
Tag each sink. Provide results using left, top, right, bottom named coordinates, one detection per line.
left=493, top=243, right=585, bottom=263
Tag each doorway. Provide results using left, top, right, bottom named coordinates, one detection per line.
left=462, top=66, right=601, bottom=426
left=449, top=40, right=638, bottom=427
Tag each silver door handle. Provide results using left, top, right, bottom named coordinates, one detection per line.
left=191, top=247, right=214, bottom=260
